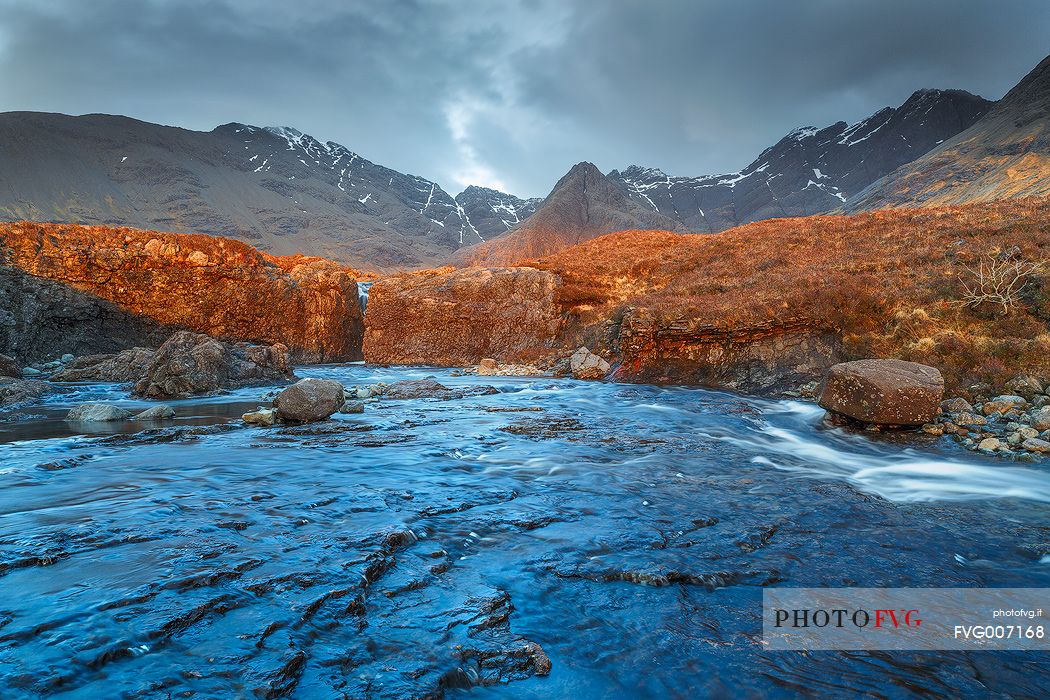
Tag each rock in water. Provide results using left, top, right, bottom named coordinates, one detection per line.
left=66, top=403, right=133, bottom=422
left=569, top=347, right=610, bottom=380
left=0, top=377, right=52, bottom=407
left=133, top=331, right=293, bottom=399
left=274, top=379, right=345, bottom=423
left=0, top=353, right=21, bottom=378
left=384, top=378, right=452, bottom=399
left=478, top=358, right=499, bottom=376
left=817, top=359, right=944, bottom=426
left=977, top=437, right=1001, bottom=452
left=133, top=405, right=176, bottom=421
left=340, top=401, right=365, bottom=414
left=243, top=407, right=278, bottom=426
left=52, top=348, right=158, bottom=383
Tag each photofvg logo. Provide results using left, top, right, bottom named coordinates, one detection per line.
left=763, top=588, right=1049, bottom=650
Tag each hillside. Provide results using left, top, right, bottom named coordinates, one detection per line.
left=369, top=198, right=1050, bottom=394
left=847, top=54, right=1050, bottom=209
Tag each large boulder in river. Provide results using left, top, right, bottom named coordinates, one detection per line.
left=274, top=378, right=345, bottom=423
left=133, top=331, right=294, bottom=399
left=66, top=403, right=133, bottom=422
left=817, top=359, right=944, bottom=426
left=0, top=353, right=21, bottom=378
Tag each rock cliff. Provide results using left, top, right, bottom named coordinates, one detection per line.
left=363, top=267, right=563, bottom=366
left=0, top=222, right=366, bottom=363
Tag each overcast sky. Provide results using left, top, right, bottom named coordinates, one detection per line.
left=1, top=0, right=1047, bottom=197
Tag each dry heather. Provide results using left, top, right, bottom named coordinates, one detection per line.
left=532, top=198, right=1050, bottom=393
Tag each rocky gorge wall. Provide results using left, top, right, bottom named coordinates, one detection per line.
left=611, top=308, right=842, bottom=394
left=361, top=266, right=842, bottom=394
left=363, top=267, right=564, bottom=366
left=0, top=265, right=174, bottom=364
left=0, top=222, right=365, bottom=363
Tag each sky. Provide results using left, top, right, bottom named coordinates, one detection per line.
left=1, top=0, right=1048, bottom=198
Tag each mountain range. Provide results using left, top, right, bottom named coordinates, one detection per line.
left=1, top=53, right=1048, bottom=270
left=0, top=114, right=530, bottom=269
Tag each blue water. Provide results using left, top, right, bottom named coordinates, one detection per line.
left=1, top=365, right=1049, bottom=698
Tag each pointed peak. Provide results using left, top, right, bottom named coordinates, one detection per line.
left=565, top=161, right=602, bottom=177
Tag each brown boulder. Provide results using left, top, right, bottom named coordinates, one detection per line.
left=274, top=378, right=345, bottom=423
left=817, top=359, right=944, bottom=426
left=133, top=331, right=293, bottom=398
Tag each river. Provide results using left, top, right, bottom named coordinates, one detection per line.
left=2, top=365, right=1049, bottom=698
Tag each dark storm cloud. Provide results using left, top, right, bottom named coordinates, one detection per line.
left=0, top=0, right=1047, bottom=196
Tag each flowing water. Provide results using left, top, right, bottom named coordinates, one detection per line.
left=2, top=365, right=1049, bottom=698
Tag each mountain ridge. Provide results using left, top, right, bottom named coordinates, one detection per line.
left=606, top=87, right=992, bottom=233
left=0, top=111, right=529, bottom=269
left=845, top=53, right=1050, bottom=209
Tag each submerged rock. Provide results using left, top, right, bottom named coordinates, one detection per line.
left=382, top=378, right=499, bottom=400
left=340, top=401, right=365, bottom=414
left=817, top=359, right=943, bottom=426
left=569, top=346, right=610, bottom=380
left=0, top=353, right=21, bottom=378
left=133, top=331, right=293, bottom=399
left=66, top=403, right=133, bottom=422
left=384, top=378, right=451, bottom=399
left=274, top=379, right=345, bottom=423
left=133, top=405, right=176, bottom=421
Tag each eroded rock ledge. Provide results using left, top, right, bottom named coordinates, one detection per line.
left=364, top=267, right=564, bottom=366
left=0, top=222, right=366, bottom=362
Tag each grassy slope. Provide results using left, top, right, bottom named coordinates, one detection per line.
left=531, top=198, right=1050, bottom=393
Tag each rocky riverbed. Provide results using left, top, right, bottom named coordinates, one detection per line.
left=2, top=365, right=1050, bottom=697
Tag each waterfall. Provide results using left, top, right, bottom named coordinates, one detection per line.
left=357, top=281, right=374, bottom=312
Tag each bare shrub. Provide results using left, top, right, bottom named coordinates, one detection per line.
left=957, top=252, right=1045, bottom=315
